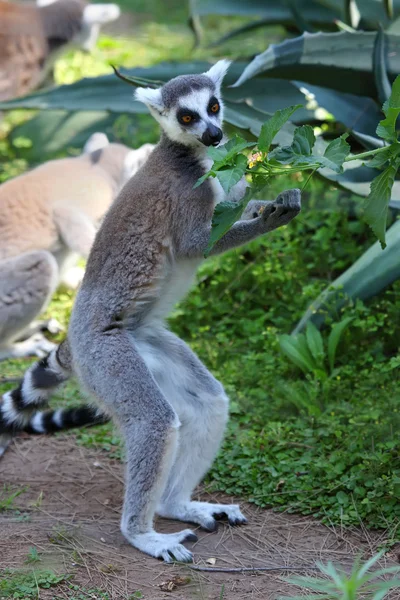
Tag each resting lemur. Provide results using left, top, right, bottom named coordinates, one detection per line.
left=0, top=134, right=154, bottom=359
left=0, top=61, right=301, bottom=562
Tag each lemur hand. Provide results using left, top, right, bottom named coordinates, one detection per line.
left=243, top=189, right=301, bottom=230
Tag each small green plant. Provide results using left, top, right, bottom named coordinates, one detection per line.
left=279, top=318, right=353, bottom=379
left=0, top=485, right=27, bottom=511
left=24, top=547, right=41, bottom=564
left=0, top=569, right=70, bottom=598
left=281, top=551, right=400, bottom=600
left=195, top=77, right=400, bottom=255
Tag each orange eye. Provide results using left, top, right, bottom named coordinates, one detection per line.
left=182, top=115, right=192, bottom=123
left=211, top=103, right=219, bottom=113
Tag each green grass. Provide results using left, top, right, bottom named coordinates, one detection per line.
left=0, top=0, right=399, bottom=540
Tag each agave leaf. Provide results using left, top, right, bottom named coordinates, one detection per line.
left=190, top=0, right=339, bottom=22
left=293, top=218, right=400, bottom=332
left=351, top=130, right=385, bottom=149
left=373, top=28, right=392, bottom=106
left=233, top=31, right=400, bottom=99
left=9, top=110, right=117, bottom=160
left=327, top=317, right=353, bottom=372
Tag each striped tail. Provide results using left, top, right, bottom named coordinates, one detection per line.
left=0, top=339, right=110, bottom=455
left=0, top=340, right=72, bottom=434
left=24, top=404, right=109, bottom=434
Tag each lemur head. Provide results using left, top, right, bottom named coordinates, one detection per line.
left=36, top=0, right=120, bottom=52
left=135, top=60, right=231, bottom=149
left=83, top=132, right=154, bottom=189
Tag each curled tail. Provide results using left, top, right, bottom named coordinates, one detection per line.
left=0, top=340, right=72, bottom=433
left=0, top=339, right=109, bottom=453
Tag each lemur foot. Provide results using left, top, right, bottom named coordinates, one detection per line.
left=158, top=501, right=247, bottom=532
left=61, top=266, right=85, bottom=289
left=0, top=433, right=12, bottom=459
left=42, top=318, right=64, bottom=335
left=124, top=529, right=197, bottom=563
left=10, top=333, right=56, bottom=359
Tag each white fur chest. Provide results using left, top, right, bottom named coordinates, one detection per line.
left=146, top=257, right=202, bottom=323
left=200, top=155, right=249, bottom=207
left=200, top=156, right=225, bottom=206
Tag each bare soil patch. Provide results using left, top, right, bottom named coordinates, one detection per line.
left=0, top=436, right=398, bottom=599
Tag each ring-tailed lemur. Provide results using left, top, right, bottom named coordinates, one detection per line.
left=0, top=134, right=154, bottom=359
left=0, top=61, right=301, bottom=562
left=0, top=0, right=120, bottom=101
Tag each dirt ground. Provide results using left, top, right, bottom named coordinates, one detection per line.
left=1, top=435, right=399, bottom=600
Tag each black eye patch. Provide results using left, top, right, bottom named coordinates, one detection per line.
left=177, top=108, right=199, bottom=126
left=208, top=96, right=220, bottom=115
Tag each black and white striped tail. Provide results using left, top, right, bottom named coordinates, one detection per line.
left=24, top=404, right=109, bottom=435
left=0, top=340, right=110, bottom=455
left=0, top=341, right=71, bottom=435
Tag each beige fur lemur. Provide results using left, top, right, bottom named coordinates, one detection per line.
left=0, top=0, right=120, bottom=101
left=0, top=61, right=301, bottom=562
left=0, top=135, right=154, bottom=359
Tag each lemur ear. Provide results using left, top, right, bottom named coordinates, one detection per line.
left=83, top=4, right=121, bottom=25
left=135, top=87, right=164, bottom=113
left=203, top=59, right=232, bottom=88
left=83, top=133, right=109, bottom=154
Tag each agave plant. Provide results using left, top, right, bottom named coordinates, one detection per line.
left=1, top=0, right=400, bottom=318
left=190, top=0, right=400, bottom=45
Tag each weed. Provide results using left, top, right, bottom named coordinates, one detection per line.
left=24, top=548, right=41, bottom=564
left=0, top=485, right=27, bottom=511
left=0, top=569, right=71, bottom=598
left=281, top=551, right=400, bottom=600
left=279, top=318, right=353, bottom=381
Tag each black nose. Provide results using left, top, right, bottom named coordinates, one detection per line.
left=202, top=124, right=223, bottom=147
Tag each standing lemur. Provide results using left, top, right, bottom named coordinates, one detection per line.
left=0, top=61, right=301, bottom=562
left=0, top=135, right=154, bottom=359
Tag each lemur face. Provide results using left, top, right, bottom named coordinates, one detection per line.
left=135, top=60, right=231, bottom=149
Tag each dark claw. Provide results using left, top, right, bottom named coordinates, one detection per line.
left=228, top=517, right=248, bottom=526
left=184, top=532, right=198, bottom=542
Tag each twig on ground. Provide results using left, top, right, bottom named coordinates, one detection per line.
left=189, top=565, right=320, bottom=573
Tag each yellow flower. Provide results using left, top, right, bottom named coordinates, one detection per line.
left=248, top=151, right=263, bottom=168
